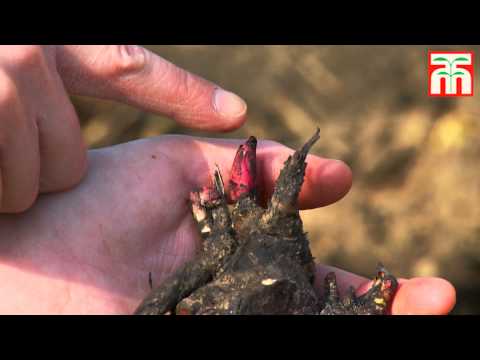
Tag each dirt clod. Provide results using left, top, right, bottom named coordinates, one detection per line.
left=134, top=129, right=397, bottom=315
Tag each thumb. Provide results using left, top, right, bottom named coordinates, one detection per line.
left=55, top=45, right=247, bottom=132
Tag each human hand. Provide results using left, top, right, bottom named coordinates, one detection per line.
left=315, top=265, right=456, bottom=314
left=0, top=45, right=246, bottom=213
left=0, top=135, right=455, bottom=314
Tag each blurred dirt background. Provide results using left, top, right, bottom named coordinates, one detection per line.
left=72, top=45, right=479, bottom=314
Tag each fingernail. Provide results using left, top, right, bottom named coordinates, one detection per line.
left=213, top=88, right=247, bottom=118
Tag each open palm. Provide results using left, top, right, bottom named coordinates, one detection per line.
left=0, top=135, right=455, bottom=314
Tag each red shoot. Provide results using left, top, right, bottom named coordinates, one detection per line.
left=228, top=136, right=257, bottom=202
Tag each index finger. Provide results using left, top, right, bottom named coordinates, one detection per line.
left=56, top=45, right=247, bottom=132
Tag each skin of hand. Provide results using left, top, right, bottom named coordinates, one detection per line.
left=0, top=136, right=456, bottom=314
left=0, top=45, right=247, bottom=213
left=0, top=45, right=456, bottom=314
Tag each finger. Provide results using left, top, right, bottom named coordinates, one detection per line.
left=386, top=277, right=456, bottom=315
left=1, top=46, right=88, bottom=194
left=34, top=69, right=88, bottom=193
left=36, top=96, right=88, bottom=193
left=0, top=71, right=40, bottom=213
left=356, top=277, right=456, bottom=315
left=161, top=136, right=353, bottom=210
left=55, top=45, right=247, bottom=132
left=316, top=264, right=456, bottom=315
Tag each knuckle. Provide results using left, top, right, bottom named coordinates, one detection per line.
left=102, top=45, right=148, bottom=79
left=0, top=72, right=21, bottom=145
left=16, top=187, right=39, bottom=213
left=39, top=134, right=88, bottom=193
left=65, top=148, right=87, bottom=188
left=64, top=113, right=88, bottom=189
left=1, top=181, right=39, bottom=214
left=0, top=70, right=18, bottom=108
left=5, top=45, right=45, bottom=70
left=56, top=141, right=88, bottom=191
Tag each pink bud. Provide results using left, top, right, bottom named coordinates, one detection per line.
left=228, top=136, right=257, bottom=202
